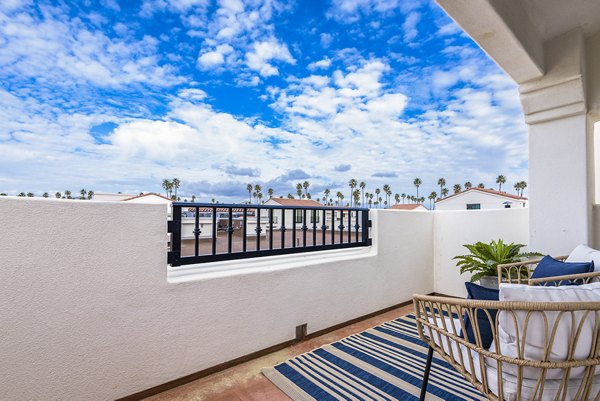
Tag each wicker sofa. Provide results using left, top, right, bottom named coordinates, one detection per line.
left=414, top=257, right=600, bottom=401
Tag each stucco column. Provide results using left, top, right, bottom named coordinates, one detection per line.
left=520, top=30, right=592, bottom=254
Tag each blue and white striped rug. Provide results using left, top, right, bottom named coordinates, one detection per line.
left=262, top=314, right=486, bottom=400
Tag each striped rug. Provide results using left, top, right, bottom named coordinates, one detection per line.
left=262, top=314, right=486, bottom=400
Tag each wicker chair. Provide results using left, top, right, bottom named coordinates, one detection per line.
left=414, top=258, right=600, bottom=401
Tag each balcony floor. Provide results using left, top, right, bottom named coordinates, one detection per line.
left=145, top=303, right=414, bottom=401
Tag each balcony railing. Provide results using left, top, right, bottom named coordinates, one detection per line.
left=167, top=203, right=372, bottom=266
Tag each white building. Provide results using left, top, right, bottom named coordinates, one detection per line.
left=121, top=193, right=173, bottom=215
left=435, top=188, right=527, bottom=211
left=92, top=192, right=137, bottom=202
left=390, top=204, right=428, bottom=212
left=265, top=197, right=324, bottom=228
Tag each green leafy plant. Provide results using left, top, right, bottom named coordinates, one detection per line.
left=454, top=239, right=542, bottom=283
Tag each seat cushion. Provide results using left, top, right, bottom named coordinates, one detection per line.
left=498, top=283, right=600, bottom=380
left=566, top=244, right=600, bottom=272
left=427, top=316, right=600, bottom=401
left=462, top=282, right=499, bottom=349
left=531, top=255, right=594, bottom=285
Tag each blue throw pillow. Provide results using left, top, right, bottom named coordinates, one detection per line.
left=531, top=255, right=594, bottom=286
left=462, top=282, right=499, bottom=349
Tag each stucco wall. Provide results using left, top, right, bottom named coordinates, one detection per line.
left=0, top=199, right=434, bottom=400
left=435, top=191, right=526, bottom=211
left=433, top=208, right=530, bottom=297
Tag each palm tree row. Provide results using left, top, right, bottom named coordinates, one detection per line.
left=243, top=174, right=527, bottom=209
left=3, top=189, right=95, bottom=200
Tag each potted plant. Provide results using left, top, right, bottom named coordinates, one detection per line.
left=453, top=239, right=542, bottom=289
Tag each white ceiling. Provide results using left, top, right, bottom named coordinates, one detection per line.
left=522, top=0, right=600, bottom=40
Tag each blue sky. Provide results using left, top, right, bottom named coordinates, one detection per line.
left=0, top=0, right=528, bottom=202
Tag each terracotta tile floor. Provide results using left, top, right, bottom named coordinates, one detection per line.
left=146, top=303, right=414, bottom=401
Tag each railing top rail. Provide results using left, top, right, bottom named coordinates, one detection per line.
left=171, top=202, right=369, bottom=211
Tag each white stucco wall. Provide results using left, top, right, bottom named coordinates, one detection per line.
left=529, top=114, right=590, bottom=254
left=435, top=191, right=526, bottom=211
left=0, top=198, right=434, bottom=400
left=433, top=208, right=530, bottom=297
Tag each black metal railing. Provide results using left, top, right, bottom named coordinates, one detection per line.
left=167, top=203, right=372, bottom=266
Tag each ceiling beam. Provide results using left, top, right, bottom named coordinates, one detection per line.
left=436, top=0, right=545, bottom=84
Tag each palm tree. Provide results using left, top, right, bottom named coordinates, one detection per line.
left=401, top=193, right=406, bottom=203
left=514, top=182, right=520, bottom=194
left=413, top=178, right=422, bottom=198
left=246, top=184, right=252, bottom=203
left=267, top=188, right=274, bottom=199
left=87, top=190, right=94, bottom=200
left=302, top=181, right=310, bottom=197
left=441, top=188, right=449, bottom=197
left=394, top=193, right=400, bottom=204
left=163, top=179, right=172, bottom=198
left=65, top=190, right=72, bottom=199
left=519, top=181, right=527, bottom=196
left=296, top=183, right=302, bottom=198
left=191, top=195, right=196, bottom=202
left=359, top=181, right=366, bottom=206
left=378, top=196, right=383, bottom=207
left=382, top=184, right=390, bottom=207
left=287, top=193, right=294, bottom=199
left=307, top=193, right=312, bottom=200
left=80, top=189, right=86, bottom=199
left=464, top=182, right=472, bottom=190
left=386, top=190, right=392, bottom=208
left=352, top=189, right=360, bottom=206
left=375, top=188, right=381, bottom=207
left=368, top=195, right=373, bottom=208
left=478, top=183, right=485, bottom=189
left=42, top=192, right=49, bottom=198
left=254, top=184, right=262, bottom=203
left=258, top=192, right=263, bottom=204
left=437, top=178, right=446, bottom=196
left=55, top=192, right=61, bottom=199
left=172, top=178, right=181, bottom=199
left=336, top=191, right=343, bottom=206
left=496, top=175, right=506, bottom=192
left=324, top=188, right=331, bottom=204
left=348, top=179, right=357, bottom=207
left=453, top=184, right=462, bottom=194
left=429, top=191, right=438, bottom=209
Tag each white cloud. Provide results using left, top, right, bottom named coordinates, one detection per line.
left=0, top=5, right=183, bottom=89
left=402, top=11, right=420, bottom=43
left=328, top=0, right=401, bottom=23
left=197, top=43, right=234, bottom=68
left=245, top=39, right=295, bottom=77
left=320, top=33, right=333, bottom=48
left=308, top=58, right=331, bottom=70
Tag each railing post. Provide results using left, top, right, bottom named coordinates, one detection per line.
left=361, top=210, right=371, bottom=246
left=167, top=204, right=182, bottom=266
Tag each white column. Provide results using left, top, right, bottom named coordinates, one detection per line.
left=520, top=30, right=592, bottom=254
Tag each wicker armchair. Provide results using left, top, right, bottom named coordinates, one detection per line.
left=414, top=258, right=600, bottom=401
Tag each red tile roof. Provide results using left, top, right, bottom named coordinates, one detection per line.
left=436, top=187, right=527, bottom=203
left=121, top=193, right=172, bottom=202
left=390, top=204, right=425, bottom=210
left=267, top=198, right=323, bottom=207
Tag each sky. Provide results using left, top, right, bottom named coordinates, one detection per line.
left=0, top=0, right=529, bottom=202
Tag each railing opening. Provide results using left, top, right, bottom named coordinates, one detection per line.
left=167, top=203, right=372, bottom=266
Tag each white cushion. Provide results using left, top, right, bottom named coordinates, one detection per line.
left=566, top=244, right=600, bottom=272
left=427, top=316, right=600, bottom=400
left=498, top=283, right=600, bottom=379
